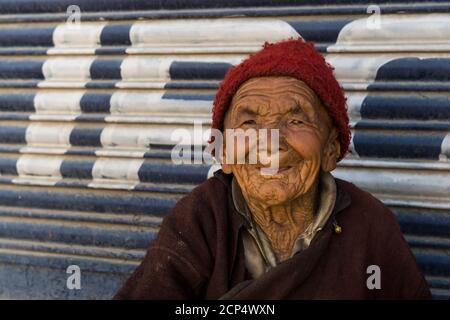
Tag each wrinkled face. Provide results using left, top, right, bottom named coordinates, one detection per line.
left=222, top=76, right=340, bottom=207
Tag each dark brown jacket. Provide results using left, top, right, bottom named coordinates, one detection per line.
left=114, top=170, right=431, bottom=300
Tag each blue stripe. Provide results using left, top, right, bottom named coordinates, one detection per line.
left=149, top=143, right=195, bottom=151
left=69, top=127, right=103, bottom=147
left=0, top=206, right=160, bottom=229
left=361, top=95, right=450, bottom=121
left=64, top=149, right=96, bottom=156
left=0, top=114, right=30, bottom=121
left=426, top=277, right=450, bottom=290
left=0, top=93, right=35, bottom=112
left=408, top=236, right=450, bottom=250
left=143, top=149, right=175, bottom=159
left=74, top=114, right=106, bottom=122
left=0, top=0, right=443, bottom=13
left=353, top=132, right=445, bottom=159
left=0, top=259, right=135, bottom=301
left=94, top=47, right=127, bottom=55
left=374, top=58, right=450, bottom=82
left=0, top=3, right=448, bottom=24
left=100, top=24, right=131, bottom=46
left=0, top=80, right=40, bottom=88
left=138, top=162, right=210, bottom=184
left=368, top=83, right=450, bottom=92
left=0, top=158, right=18, bottom=175
left=415, top=250, right=450, bottom=277
left=0, top=188, right=177, bottom=216
left=169, top=61, right=232, bottom=80
left=430, top=289, right=450, bottom=300
left=0, top=60, right=44, bottom=79
left=134, top=183, right=195, bottom=194
left=54, top=180, right=90, bottom=188
left=0, top=27, right=54, bottom=46
left=164, top=81, right=219, bottom=90
left=354, top=120, right=450, bottom=131
left=0, top=125, right=27, bottom=144
left=286, top=19, right=352, bottom=44
left=0, top=255, right=136, bottom=284
left=79, top=93, right=111, bottom=113
left=0, top=48, right=49, bottom=55
left=89, top=59, right=122, bottom=80
left=0, top=145, right=21, bottom=154
left=395, top=209, right=450, bottom=238
left=0, top=218, right=156, bottom=249
left=85, top=81, right=118, bottom=89
left=60, top=160, right=95, bottom=179
left=162, top=92, right=214, bottom=101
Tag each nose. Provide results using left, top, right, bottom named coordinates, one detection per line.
left=278, top=135, right=289, bottom=152
left=258, top=124, right=288, bottom=154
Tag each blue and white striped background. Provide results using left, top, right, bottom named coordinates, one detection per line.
left=0, top=0, right=448, bottom=299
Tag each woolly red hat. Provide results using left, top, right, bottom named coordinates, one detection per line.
left=211, top=38, right=350, bottom=161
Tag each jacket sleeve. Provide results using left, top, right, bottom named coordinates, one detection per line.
left=113, top=190, right=213, bottom=300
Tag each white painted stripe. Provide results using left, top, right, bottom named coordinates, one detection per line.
left=325, top=54, right=399, bottom=90
left=340, top=158, right=450, bottom=171
left=33, top=91, right=84, bottom=118
left=108, top=92, right=212, bottom=115
left=39, top=57, right=96, bottom=88
left=14, top=155, right=63, bottom=186
left=333, top=166, right=450, bottom=200
left=379, top=198, right=450, bottom=210
left=104, top=115, right=212, bottom=124
left=94, top=149, right=147, bottom=158
left=119, top=57, right=172, bottom=84
left=440, top=133, right=450, bottom=161
left=23, top=124, right=73, bottom=150
left=89, top=158, right=144, bottom=190
left=348, top=131, right=359, bottom=158
left=48, top=23, right=106, bottom=55
left=99, top=125, right=204, bottom=148
left=329, top=14, right=450, bottom=53
left=97, top=125, right=209, bottom=157
left=325, top=52, right=450, bottom=90
left=117, top=56, right=243, bottom=88
left=207, top=164, right=222, bottom=179
left=346, top=92, right=366, bottom=125
left=29, top=114, right=84, bottom=121
left=128, top=19, right=300, bottom=54
left=18, top=147, right=70, bottom=155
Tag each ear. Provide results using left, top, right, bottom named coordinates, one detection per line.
left=321, top=127, right=340, bottom=172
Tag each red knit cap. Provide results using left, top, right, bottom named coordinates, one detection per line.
left=211, top=38, right=350, bottom=161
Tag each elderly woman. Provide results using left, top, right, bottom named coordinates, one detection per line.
left=114, top=39, right=431, bottom=299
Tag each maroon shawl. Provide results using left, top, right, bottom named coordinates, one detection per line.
left=114, top=170, right=431, bottom=300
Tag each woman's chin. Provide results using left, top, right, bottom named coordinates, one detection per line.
left=250, top=182, right=293, bottom=206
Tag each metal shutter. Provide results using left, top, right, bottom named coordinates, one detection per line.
left=0, top=0, right=448, bottom=299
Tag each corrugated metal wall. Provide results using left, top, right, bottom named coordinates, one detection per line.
left=0, top=0, right=448, bottom=299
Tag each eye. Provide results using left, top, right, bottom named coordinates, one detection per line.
left=289, top=119, right=304, bottom=126
left=241, top=119, right=256, bottom=126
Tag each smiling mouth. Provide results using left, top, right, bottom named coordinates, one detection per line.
left=277, top=166, right=292, bottom=173
left=255, top=165, right=294, bottom=178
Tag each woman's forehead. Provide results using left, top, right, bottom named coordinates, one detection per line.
left=225, top=76, right=333, bottom=130
left=229, top=77, right=320, bottom=115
